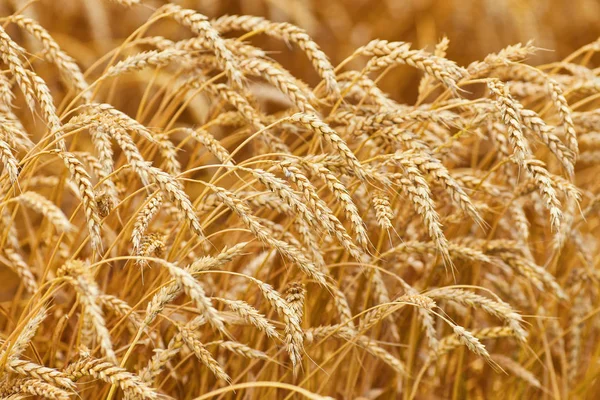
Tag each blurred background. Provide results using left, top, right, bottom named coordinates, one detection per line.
left=3, top=0, right=600, bottom=102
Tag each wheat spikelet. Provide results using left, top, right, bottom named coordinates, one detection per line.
left=187, top=127, right=234, bottom=166
left=518, top=106, right=574, bottom=176
left=131, top=193, right=163, bottom=252
left=328, top=284, right=355, bottom=327
left=0, top=138, right=19, bottom=183
left=521, top=158, right=563, bottom=232
left=335, top=108, right=450, bottom=132
left=427, top=288, right=527, bottom=342
left=1, top=378, right=70, bottom=400
left=405, top=150, right=483, bottom=226
left=572, top=110, right=600, bottom=131
left=579, top=132, right=600, bottom=147
left=102, top=49, right=189, bottom=79
left=245, top=277, right=304, bottom=361
left=359, top=293, right=436, bottom=333
left=15, top=191, right=73, bottom=233
left=102, top=0, right=141, bottom=5
left=140, top=315, right=206, bottom=383
left=215, top=298, right=279, bottom=339
left=0, top=73, right=14, bottom=106
left=98, top=294, right=141, bottom=330
left=149, top=167, right=205, bottom=238
left=205, top=183, right=327, bottom=285
left=172, top=36, right=266, bottom=59
left=158, top=4, right=243, bottom=87
left=3, top=248, right=37, bottom=293
left=209, top=110, right=247, bottom=127
left=375, top=280, right=435, bottom=350
left=307, top=162, right=368, bottom=248
left=492, top=354, right=542, bottom=389
left=140, top=332, right=190, bottom=384
left=290, top=113, right=367, bottom=182
left=364, top=44, right=466, bottom=90
left=458, top=241, right=567, bottom=298
left=237, top=191, right=293, bottom=214
left=242, top=167, right=317, bottom=227
left=65, top=358, right=158, bottom=399
left=512, top=64, right=578, bottom=160
left=23, top=70, right=65, bottom=150
left=214, top=15, right=338, bottom=95
left=154, top=133, right=181, bottom=176
left=450, top=325, right=491, bottom=360
left=210, top=83, right=264, bottom=128
left=434, top=326, right=516, bottom=358
left=193, top=242, right=250, bottom=271
left=418, top=36, right=450, bottom=99
left=7, top=15, right=89, bottom=101
left=7, top=360, right=74, bottom=391
left=236, top=58, right=317, bottom=114
left=336, top=70, right=397, bottom=109
left=153, top=259, right=226, bottom=334
left=74, top=152, right=111, bottom=186
left=487, top=79, right=532, bottom=162
left=371, top=190, right=393, bottom=230
left=466, top=41, right=538, bottom=78
left=567, top=295, right=586, bottom=384
left=2, top=305, right=47, bottom=364
left=214, top=340, right=268, bottom=360
left=382, top=240, right=494, bottom=265
left=140, top=345, right=181, bottom=384
left=87, top=124, right=115, bottom=176
left=178, top=326, right=231, bottom=382
left=208, top=83, right=289, bottom=152
left=304, top=325, right=406, bottom=375
left=94, top=188, right=115, bottom=218
left=259, top=217, right=307, bottom=252
left=0, top=25, right=36, bottom=109
left=353, top=39, right=417, bottom=59
left=85, top=122, right=152, bottom=186
left=57, top=260, right=116, bottom=363
left=354, top=335, right=406, bottom=375
left=0, top=115, right=33, bottom=151
left=285, top=282, right=306, bottom=376
left=59, top=152, right=103, bottom=251
left=136, top=232, right=166, bottom=267
left=281, top=160, right=363, bottom=260
left=83, top=104, right=154, bottom=138
left=391, top=152, right=451, bottom=266
left=0, top=390, right=26, bottom=400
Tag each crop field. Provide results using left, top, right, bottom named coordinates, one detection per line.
left=0, top=1, right=599, bottom=399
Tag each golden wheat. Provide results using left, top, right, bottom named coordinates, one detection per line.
left=1, top=2, right=599, bottom=399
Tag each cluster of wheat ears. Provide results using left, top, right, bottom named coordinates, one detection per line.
left=1, top=0, right=600, bottom=399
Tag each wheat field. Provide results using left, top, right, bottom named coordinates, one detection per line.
left=0, top=0, right=599, bottom=399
